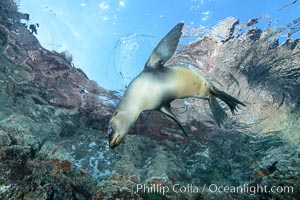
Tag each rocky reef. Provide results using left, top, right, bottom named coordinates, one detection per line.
left=0, top=0, right=299, bottom=199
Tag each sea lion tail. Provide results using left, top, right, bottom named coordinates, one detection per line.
left=209, top=87, right=246, bottom=127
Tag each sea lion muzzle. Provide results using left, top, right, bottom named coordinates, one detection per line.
left=107, top=127, right=123, bottom=148
left=108, top=134, right=121, bottom=149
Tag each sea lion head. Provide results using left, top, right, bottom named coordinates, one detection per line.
left=107, top=110, right=130, bottom=148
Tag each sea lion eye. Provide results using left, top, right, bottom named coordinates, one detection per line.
left=107, top=127, right=113, bottom=135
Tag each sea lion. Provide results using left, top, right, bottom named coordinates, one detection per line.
left=107, top=23, right=245, bottom=148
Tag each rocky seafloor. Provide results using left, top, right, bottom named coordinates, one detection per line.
left=0, top=0, right=300, bottom=199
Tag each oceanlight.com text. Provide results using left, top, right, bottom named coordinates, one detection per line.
left=135, top=183, right=294, bottom=196
left=207, top=184, right=294, bottom=196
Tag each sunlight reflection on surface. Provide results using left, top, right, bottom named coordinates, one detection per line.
left=18, top=0, right=300, bottom=91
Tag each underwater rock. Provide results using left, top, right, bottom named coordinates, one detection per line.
left=0, top=0, right=300, bottom=199
left=0, top=130, right=11, bottom=146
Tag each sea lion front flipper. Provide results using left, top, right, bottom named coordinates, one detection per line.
left=159, top=105, right=188, bottom=137
left=145, top=23, right=184, bottom=69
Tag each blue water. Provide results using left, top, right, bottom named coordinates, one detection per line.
left=19, top=0, right=300, bottom=91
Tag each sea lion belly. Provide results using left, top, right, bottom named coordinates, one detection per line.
left=119, top=65, right=209, bottom=114
left=167, top=66, right=210, bottom=99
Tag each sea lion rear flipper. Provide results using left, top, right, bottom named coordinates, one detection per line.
left=208, top=86, right=246, bottom=127
left=159, top=105, right=188, bottom=137
left=145, top=23, right=184, bottom=69
left=208, top=95, right=228, bottom=127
